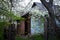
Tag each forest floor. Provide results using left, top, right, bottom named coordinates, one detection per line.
left=16, top=34, right=44, bottom=40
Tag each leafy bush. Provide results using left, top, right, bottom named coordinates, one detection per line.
left=30, top=34, right=44, bottom=40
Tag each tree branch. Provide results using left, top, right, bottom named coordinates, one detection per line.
left=40, top=0, right=48, bottom=6
left=49, top=0, right=53, bottom=6
left=40, top=0, right=50, bottom=9
left=40, top=0, right=57, bottom=31
left=40, top=0, right=53, bottom=9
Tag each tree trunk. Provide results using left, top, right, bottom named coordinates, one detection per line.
left=40, top=0, right=57, bottom=40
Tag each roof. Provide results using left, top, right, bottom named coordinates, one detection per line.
left=21, top=2, right=60, bottom=16
left=34, top=2, right=60, bottom=16
left=21, top=2, right=47, bottom=16
left=33, top=2, right=47, bottom=11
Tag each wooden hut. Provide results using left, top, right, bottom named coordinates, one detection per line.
left=17, top=13, right=31, bottom=35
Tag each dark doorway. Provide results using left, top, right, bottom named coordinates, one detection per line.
left=25, top=19, right=28, bottom=35
left=22, top=13, right=31, bottom=35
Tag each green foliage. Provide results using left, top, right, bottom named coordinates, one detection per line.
left=16, top=34, right=44, bottom=40
left=6, top=11, right=24, bottom=21
left=0, top=0, right=10, bottom=15
left=0, top=0, right=24, bottom=22
left=30, top=34, right=44, bottom=40
left=16, top=36, right=28, bottom=40
left=40, top=16, right=45, bottom=23
left=0, top=21, right=10, bottom=40
left=0, top=0, right=22, bottom=21
left=0, top=21, right=10, bottom=27
left=0, top=0, right=24, bottom=40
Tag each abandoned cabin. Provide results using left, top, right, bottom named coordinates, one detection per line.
left=17, top=2, right=45, bottom=35
left=4, top=2, right=60, bottom=37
